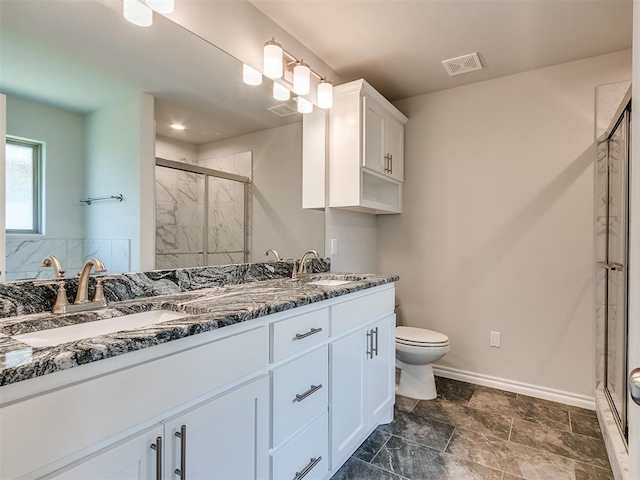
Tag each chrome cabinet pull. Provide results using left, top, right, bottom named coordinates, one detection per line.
left=294, top=384, right=323, bottom=403
left=630, top=368, right=640, bottom=406
left=366, top=330, right=373, bottom=359
left=150, top=436, right=162, bottom=480
left=389, top=154, right=393, bottom=174
left=293, top=456, right=322, bottom=480
left=372, top=327, right=379, bottom=356
left=295, top=327, right=322, bottom=340
left=174, top=425, right=186, bottom=479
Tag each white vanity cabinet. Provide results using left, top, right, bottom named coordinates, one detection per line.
left=2, top=283, right=396, bottom=480
left=42, top=425, right=164, bottom=480
left=328, top=79, right=408, bottom=214
left=329, top=294, right=395, bottom=469
left=163, top=376, right=269, bottom=480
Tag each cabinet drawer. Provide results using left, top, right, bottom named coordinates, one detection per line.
left=331, top=287, right=395, bottom=336
left=272, top=346, right=328, bottom=447
left=271, top=308, right=329, bottom=362
left=271, top=412, right=328, bottom=480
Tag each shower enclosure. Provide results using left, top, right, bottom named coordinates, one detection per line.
left=155, top=158, right=250, bottom=269
left=598, top=98, right=631, bottom=442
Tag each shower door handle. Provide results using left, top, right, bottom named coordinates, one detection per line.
left=597, top=261, right=625, bottom=271
left=630, top=368, right=640, bottom=406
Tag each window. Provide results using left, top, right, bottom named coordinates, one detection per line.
left=6, top=137, right=42, bottom=234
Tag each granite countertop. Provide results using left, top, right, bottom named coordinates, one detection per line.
left=0, top=273, right=398, bottom=387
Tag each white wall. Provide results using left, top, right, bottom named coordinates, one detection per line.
left=5, top=95, right=85, bottom=238
left=85, top=92, right=155, bottom=272
left=199, top=123, right=324, bottom=261
left=378, top=50, right=632, bottom=399
left=156, top=135, right=198, bottom=163
left=0, top=95, right=6, bottom=279
left=326, top=209, right=378, bottom=273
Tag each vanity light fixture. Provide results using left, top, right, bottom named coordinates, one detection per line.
left=170, top=124, right=185, bottom=130
left=247, top=38, right=334, bottom=113
left=123, top=0, right=153, bottom=27
left=145, top=0, right=174, bottom=14
left=273, top=82, right=290, bottom=101
left=243, top=64, right=263, bottom=86
left=264, top=39, right=284, bottom=79
left=295, top=96, right=313, bottom=114
left=317, top=79, right=333, bottom=109
left=292, top=61, right=311, bottom=95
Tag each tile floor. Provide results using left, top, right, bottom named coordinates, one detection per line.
left=331, top=377, right=613, bottom=480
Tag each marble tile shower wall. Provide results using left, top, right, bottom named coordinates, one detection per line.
left=155, top=151, right=251, bottom=269
left=594, top=81, right=629, bottom=390
left=5, top=237, right=130, bottom=281
left=0, top=258, right=331, bottom=318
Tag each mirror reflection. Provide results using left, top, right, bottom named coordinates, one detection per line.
left=1, top=0, right=324, bottom=282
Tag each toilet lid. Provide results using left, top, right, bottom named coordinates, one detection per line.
left=396, top=326, right=449, bottom=345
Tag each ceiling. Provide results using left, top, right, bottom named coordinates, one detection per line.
left=0, top=0, right=301, bottom=144
left=249, top=0, right=633, bottom=101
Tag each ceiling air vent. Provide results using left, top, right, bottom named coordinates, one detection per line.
left=267, top=102, right=299, bottom=118
left=441, top=53, right=483, bottom=76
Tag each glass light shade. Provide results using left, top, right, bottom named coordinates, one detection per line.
left=264, top=41, right=283, bottom=79
left=317, top=80, right=333, bottom=109
left=296, top=96, right=313, bottom=114
left=273, top=82, right=290, bottom=101
left=145, top=0, right=174, bottom=14
left=123, top=0, right=153, bottom=27
left=293, top=62, right=311, bottom=95
left=243, top=64, right=262, bottom=86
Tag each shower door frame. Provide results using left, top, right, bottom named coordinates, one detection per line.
left=602, top=103, right=632, bottom=442
left=155, top=157, right=251, bottom=266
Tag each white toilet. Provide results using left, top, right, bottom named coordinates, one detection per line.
left=396, top=326, right=450, bottom=400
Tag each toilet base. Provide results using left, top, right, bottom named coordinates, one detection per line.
left=396, top=361, right=437, bottom=400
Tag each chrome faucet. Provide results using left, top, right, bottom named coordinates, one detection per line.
left=36, top=258, right=119, bottom=313
left=293, top=250, right=319, bottom=279
left=42, top=255, right=65, bottom=278
left=75, top=258, right=107, bottom=304
left=265, top=249, right=281, bottom=261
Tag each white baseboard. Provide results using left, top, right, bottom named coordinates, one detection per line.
left=432, top=364, right=596, bottom=410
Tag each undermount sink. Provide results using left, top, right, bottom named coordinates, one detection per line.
left=308, top=279, right=353, bottom=287
left=12, top=310, right=192, bottom=348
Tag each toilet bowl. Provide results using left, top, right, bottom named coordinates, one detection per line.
left=396, top=326, right=450, bottom=400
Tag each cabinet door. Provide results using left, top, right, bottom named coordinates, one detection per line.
left=362, top=97, right=386, bottom=175
left=366, top=315, right=396, bottom=424
left=384, top=117, right=404, bottom=182
left=330, top=329, right=367, bottom=469
left=164, top=376, right=269, bottom=480
left=44, top=425, right=164, bottom=480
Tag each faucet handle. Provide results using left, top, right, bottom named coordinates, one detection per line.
left=92, top=275, right=122, bottom=306
left=34, top=280, right=71, bottom=314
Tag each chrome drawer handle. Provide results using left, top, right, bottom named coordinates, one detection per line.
left=174, top=425, right=186, bottom=479
left=294, top=384, right=323, bottom=403
left=294, top=327, right=322, bottom=340
left=150, top=436, right=162, bottom=480
left=293, top=456, right=322, bottom=480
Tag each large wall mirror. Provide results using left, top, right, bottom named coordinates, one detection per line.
left=0, top=0, right=324, bottom=282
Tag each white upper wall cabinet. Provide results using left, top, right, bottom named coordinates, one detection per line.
left=328, top=79, right=408, bottom=214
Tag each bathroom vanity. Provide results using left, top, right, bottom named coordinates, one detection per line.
left=0, top=270, right=397, bottom=480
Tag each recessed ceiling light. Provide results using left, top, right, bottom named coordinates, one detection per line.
left=171, top=124, right=185, bottom=130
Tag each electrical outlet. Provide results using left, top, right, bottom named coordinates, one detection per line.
left=490, top=331, right=501, bottom=348
left=331, top=238, right=338, bottom=255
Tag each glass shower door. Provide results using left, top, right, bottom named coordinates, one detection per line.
left=604, top=106, right=630, bottom=440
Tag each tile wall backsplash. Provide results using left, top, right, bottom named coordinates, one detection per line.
left=6, top=237, right=130, bottom=281
left=0, top=258, right=330, bottom=318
